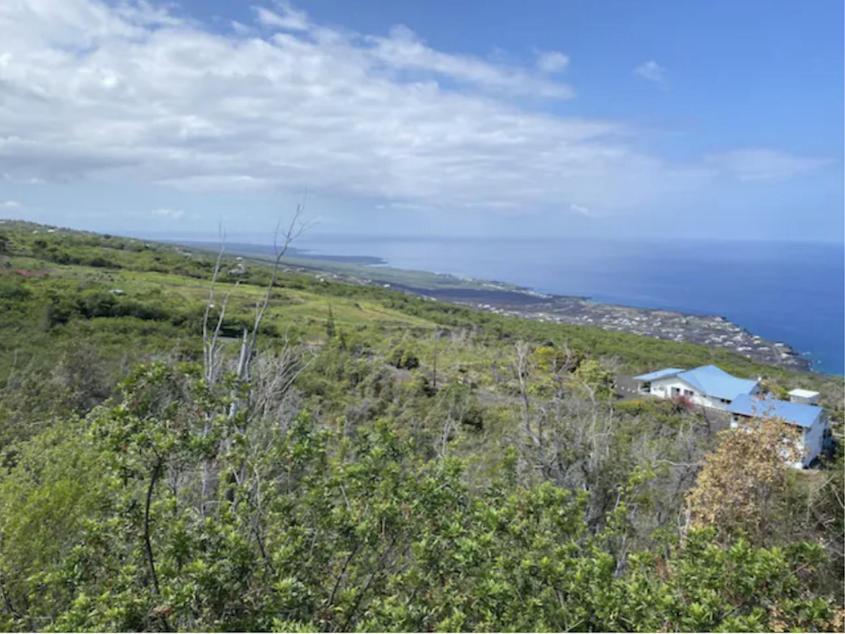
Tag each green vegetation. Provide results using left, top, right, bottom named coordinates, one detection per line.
left=0, top=220, right=842, bottom=632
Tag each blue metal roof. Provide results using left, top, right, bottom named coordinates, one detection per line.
left=633, top=364, right=757, bottom=401
left=728, top=394, right=823, bottom=429
left=676, top=365, right=758, bottom=401
left=633, top=368, right=685, bottom=381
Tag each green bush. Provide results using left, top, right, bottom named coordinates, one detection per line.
left=0, top=279, right=30, bottom=301
left=388, top=345, right=420, bottom=370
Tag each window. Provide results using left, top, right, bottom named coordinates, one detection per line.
left=671, top=387, right=680, bottom=396
left=683, top=389, right=694, bottom=397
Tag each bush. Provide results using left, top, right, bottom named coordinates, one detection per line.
left=87, top=256, right=119, bottom=268
left=0, top=279, right=31, bottom=301
left=45, top=294, right=76, bottom=328
left=388, top=345, right=420, bottom=370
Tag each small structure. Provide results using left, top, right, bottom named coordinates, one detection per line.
left=728, top=394, right=830, bottom=468
left=633, top=365, right=759, bottom=410
left=787, top=388, right=820, bottom=405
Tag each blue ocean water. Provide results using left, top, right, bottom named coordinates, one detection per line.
left=297, top=236, right=845, bottom=375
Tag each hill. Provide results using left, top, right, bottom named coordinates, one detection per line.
left=0, top=219, right=842, bottom=632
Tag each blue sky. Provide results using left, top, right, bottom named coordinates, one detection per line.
left=0, top=0, right=842, bottom=241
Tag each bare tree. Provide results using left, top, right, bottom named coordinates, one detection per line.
left=200, top=207, right=305, bottom=399
left=198, top=206, right=307, bottom=513
left=202, top=226, right=238, bottom=385
left=233, top=206, right=306, bottom=406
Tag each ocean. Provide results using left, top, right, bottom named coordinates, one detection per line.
left=294, top=235, right=845, bottom=375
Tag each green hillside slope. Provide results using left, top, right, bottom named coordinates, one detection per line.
left=0, top=220, right=842, bottom=632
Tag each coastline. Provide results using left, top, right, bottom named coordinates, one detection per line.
left=392, top=284, right=812, bottom=372
left=209, top=242, right=814, bottom=373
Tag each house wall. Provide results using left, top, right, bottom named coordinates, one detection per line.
left=801, top=417, right=828, bottom=467
left=647, top=377, right=729, bottom=410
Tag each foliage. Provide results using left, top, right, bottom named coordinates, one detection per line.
left=387, top=344, right=420, bottom=370
left=0, top=367, right=837, bottom=631
left=0, top=221, right=841, bottom=632
left=686, top=419, right=801, bottom=541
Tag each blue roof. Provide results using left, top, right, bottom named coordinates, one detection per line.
left=634, top=364, right=758, bottom=401
left=728, top=394, right=823, bottom=428
left=676, top=365, right=758, bottom=401
left=633, top=368, right=685, bottom=381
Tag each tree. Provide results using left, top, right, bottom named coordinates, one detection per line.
left=686, top=418, right=801, bottom=542
left=571, top=358, right=614, bottom=399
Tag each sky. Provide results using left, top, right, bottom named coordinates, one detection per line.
left=0, top=0, right=842, bottom=242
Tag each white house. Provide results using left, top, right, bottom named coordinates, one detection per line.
left=728, top=394, right=830, bottom=469
left=632, top=365, right=759, bottom=410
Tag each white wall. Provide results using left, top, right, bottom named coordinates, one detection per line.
left=801, top=417, right=828, bottom=467
left=647, top=377, right=729, bottom=410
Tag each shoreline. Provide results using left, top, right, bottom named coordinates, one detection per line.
left=270, top=255, right=814, bottom=373
left=390, top=284, right=812, bottom=372
left=167, top=237, right=816, bottom=373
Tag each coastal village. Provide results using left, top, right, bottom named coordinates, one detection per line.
left=422, top=291, right=811, bottom=370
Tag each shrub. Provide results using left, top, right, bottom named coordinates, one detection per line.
left=0, top=279, right=30, bottom=301
left=87, top=256, right=119, bottom=268
left=388, top=345, right=420, bottom=370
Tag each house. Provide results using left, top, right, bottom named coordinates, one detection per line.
left=632, top=364, right=759, bottom=410
left=728, top=394, right=831, bottom=468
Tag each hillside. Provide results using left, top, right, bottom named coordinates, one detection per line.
left=0, top=220, right=842, bottom=632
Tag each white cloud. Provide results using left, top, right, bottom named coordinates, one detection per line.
left=634, top=60, right=667, bottom=86
left=706, top=149, right=828, bottom=182
left=253, top=2, right=309, bottom=31
left=0, top=200, right=22, bottom=209
left=536, top=50, right=569, bottom=73
left=150, top=207, right=185, bottom=220
left=0, top=0, right=823, bottom=220
left=569, top=203, right=591, bottom=217
left=367, top=25, right=573, bottom=98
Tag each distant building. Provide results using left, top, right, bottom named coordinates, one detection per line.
left=632, top=364, right=759, bottom=410
left=728, top=394, right=831, bottom=468
left=787, top=388, right=820, bottom=405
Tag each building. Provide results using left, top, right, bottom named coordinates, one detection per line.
left=787, top=388, right=820, bottom=405
left=728, top=394, right=831, bottom=468
left=632, top=364, right=759, bottom=410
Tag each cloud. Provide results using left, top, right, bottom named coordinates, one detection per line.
left=367, top=25, right=573, bottom=98
left=0, top=0, right=818, bottom=220
left=0, top=200, right=22, bottom=209
left=253, top=2, right=309, bottom=31
left=569, top=203, right=591, bottom=217
left=150, top=207, right=185, bottom=220
left=707, top=149, right=829, bottom=182
left=634, top=60, right=667, bottom=86
left=535, top=50, right=569, bottom=73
